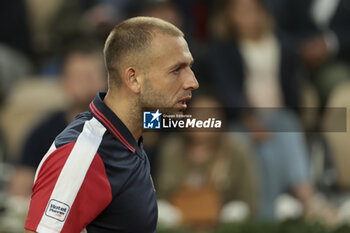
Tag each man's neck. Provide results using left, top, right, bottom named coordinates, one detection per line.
left=104, top=91, right=143, bottom=142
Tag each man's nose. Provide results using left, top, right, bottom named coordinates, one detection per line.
left=184, top=69, right=199, bottom=90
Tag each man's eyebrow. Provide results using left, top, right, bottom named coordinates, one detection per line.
left=168, top=59, right=195, bottom=71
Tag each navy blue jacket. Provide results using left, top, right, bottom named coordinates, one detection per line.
left=25, top=92, right=158, bottom=233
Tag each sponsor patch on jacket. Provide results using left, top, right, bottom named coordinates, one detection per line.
left=45, top=199, right=70, bottom=222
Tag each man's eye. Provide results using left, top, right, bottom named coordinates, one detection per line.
left=173, top=68, right=181, bottom=75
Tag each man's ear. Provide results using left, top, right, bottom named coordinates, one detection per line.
left=123, top=67, right=141, bottom=94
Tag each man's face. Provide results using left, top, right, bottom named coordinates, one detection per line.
left=140, top=34, right=199, bottom=114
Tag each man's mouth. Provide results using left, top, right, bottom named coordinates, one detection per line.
left=176, top=96, right=192, bottom=110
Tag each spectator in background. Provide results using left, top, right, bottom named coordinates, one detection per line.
left=9, top=39, right=106, bottom=199
left=156, top=93, right=259, bottom=228
left=209, top=0, right=338, bottom=224
left=276, top=0, right=350, bottom=106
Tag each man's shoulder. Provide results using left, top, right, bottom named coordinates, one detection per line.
left=55, top=111, right=95, bottom=148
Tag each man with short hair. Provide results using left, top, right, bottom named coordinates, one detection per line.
left=24, top=16, right=199, bottom=233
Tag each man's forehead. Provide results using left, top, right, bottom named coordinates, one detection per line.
left=149, top=34, right=192, bottom=63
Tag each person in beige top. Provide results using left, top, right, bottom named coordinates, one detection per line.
left=156, top=94, right=259, bottom=228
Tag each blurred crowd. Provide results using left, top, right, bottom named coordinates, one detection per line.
left=1, top=0, right=350, bottom=232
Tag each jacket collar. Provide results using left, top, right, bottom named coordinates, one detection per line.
left=89, top=92, right=143, bottom=155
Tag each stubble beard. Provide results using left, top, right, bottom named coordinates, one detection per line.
left=140, top=76, right=180, bottom=115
